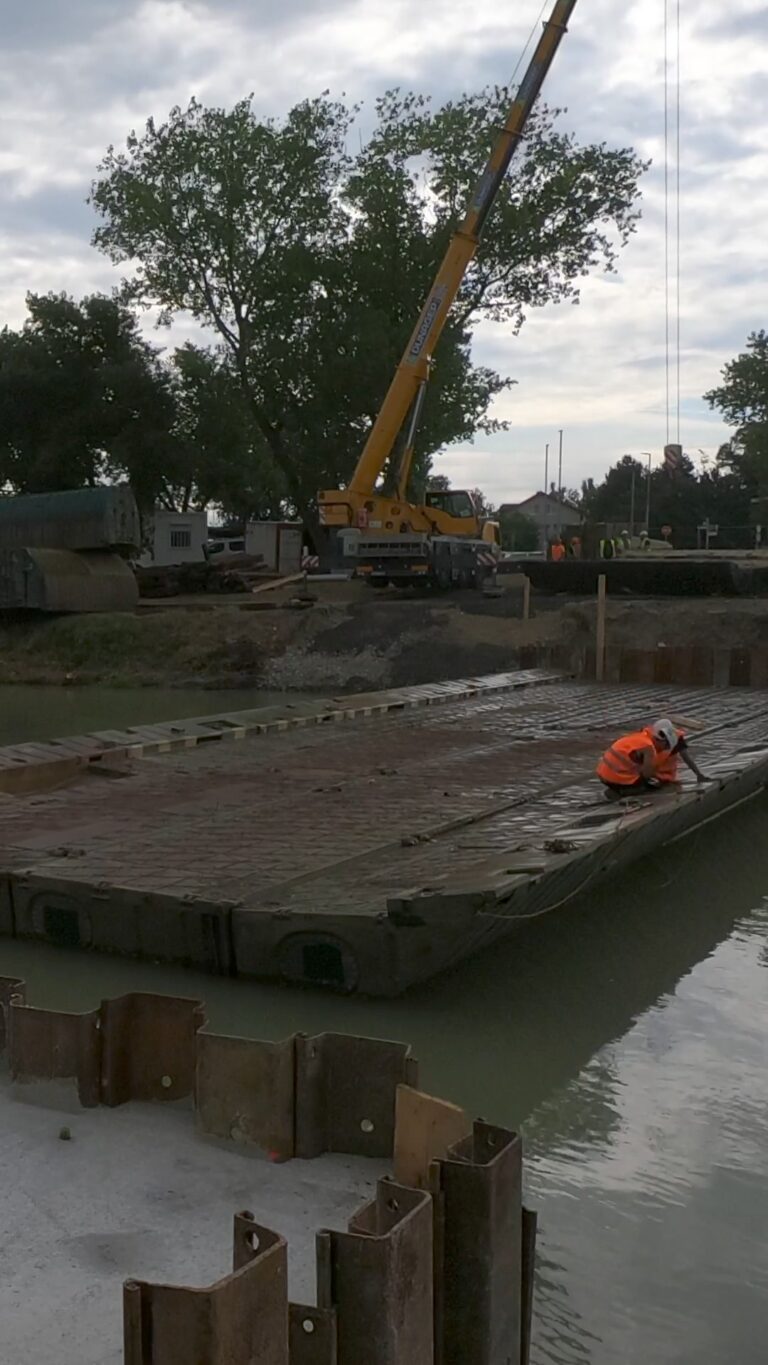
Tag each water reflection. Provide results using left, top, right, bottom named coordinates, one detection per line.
left=0, top=684, right=313, bottom=747
left=525, top=905, right=768, bottom=1365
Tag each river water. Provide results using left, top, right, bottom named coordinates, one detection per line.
left=0, top=684, right=316, bottom=746
left=1, top=687, right=767, bottom=1362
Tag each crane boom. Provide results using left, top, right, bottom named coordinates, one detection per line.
left=342, top=0, right=579, bottom=498
left=317, top=0, right=578, bottom=588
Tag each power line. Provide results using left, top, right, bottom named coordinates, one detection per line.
left=663, top=0, right=670, bottom=446
left=508, top=0, right=550, bottom=90
left=663, top=0, right=682, bottom=448
left=675, top=0, right=681, bottom=445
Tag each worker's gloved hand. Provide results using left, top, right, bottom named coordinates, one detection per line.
left=645, top=777, right=661, bottom=789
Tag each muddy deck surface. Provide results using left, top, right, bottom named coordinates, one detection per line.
left=2, top=674, right=768, bottom=992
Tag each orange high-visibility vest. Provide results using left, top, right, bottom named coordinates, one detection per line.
left=551, top=542, right=566, bottom=561
left=654, top=728, right=685, bottom=782
left=596, top=729, right=655, bottom=785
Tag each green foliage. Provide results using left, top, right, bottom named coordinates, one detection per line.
left=169, top=344, right=286, bottom=519
left=580, top=452, right=754, bottom=549
left=705, top=332, right=768, bottom=493
left=577, top=332, right=768, bottom=543
left=705, top=331, right=768, bottom=426
left=468, top=487, right=496, bottom=519
left=498, top=508, right=539, bottom=552
left=91, top=90, right=646, bottom=518
left=0, top=294, right=287, bottom=518
left=0, top=292, right=175, bottom=501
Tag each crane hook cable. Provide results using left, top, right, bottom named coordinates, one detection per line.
left=664, top=0, right=682, bottom=448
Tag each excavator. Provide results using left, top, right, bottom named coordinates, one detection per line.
left=317, top=0, right=578, bottom=588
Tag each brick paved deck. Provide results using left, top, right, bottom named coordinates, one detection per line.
left=2, top=674, right=768, bottom=993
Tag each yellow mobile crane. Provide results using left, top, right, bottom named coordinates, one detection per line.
left=318, top=0, right=578, bottom=588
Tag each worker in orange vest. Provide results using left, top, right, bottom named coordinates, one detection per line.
left=596, top=718, right=709, bottom=797
left=551, top=537, right=566, bottom=562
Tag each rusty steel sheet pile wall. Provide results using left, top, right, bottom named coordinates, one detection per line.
left=316, top=1179, right=434, bottom=1365
left=599, top=644, right=768, bottom=689
left=101, top=993, right=205, bottom=1106
left=0, top=984, right=535, bottom=1365
left=0, top=974, right=24, bottom=1051
left=0, top=984, right=418, bottom=1154
left=289, top=1303, right=338, bottom=1365
left=295, top=1033, right=419, bottom=1160
left=0, top=876, right=14, bottom=936
left=124, top=1212, right=289, bottom=1365
left=196, top=1031, right=297, bottom=1158
left=7, top=1001, right=102, bottom=1107
left=431, top=1121, right=523, bottom=1365
left=3, top=985, right=205, bottom=1109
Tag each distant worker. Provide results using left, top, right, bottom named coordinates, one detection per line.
left=596, top=718, right=709, bottom=797
left=551, top=537, right=566, bottom=562
left=600, top=536, right=615, bottom=559
left=639, top=530, right=651, bottom=550
left=570, top=534, right=582, bottom=558
left=620, top=529, right=631, bottom=552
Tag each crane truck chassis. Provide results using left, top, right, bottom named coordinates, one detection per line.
left=338, top=527, right=499, bottom=589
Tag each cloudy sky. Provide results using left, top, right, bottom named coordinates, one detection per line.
left=1, top=0, right=767, bottom=503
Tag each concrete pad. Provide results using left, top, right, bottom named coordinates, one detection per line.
left=0, top=1077, right=383, bottom=1365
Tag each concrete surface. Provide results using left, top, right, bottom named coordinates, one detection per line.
left=0, top=1077, right=382, bottom=1365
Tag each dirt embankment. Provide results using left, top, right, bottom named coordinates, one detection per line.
left=1, top=588, right=766, bottom=691
left=0, top=583, right=575, bottom=690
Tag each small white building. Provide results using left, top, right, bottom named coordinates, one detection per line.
left=243, top=521, right=303, bottom=574
left=140, top=508, right=208, bottom=566
left=498, top=492, right=582, bottom=551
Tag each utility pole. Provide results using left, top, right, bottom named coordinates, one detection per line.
left=544, top=443, right=549, bottom=494
left=642, top=452, right=652, bottom=532
left=629, top=467, right=636, bottom=536
left=557, top=429, right=563, bottom=494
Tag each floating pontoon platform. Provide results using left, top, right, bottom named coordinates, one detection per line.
left=1, top=672, right=767, bottom=994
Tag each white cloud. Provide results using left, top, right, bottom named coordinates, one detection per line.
left=1, top=0, right=767, bottom=497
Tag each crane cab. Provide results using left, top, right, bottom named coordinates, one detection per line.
left=424, top=489, right=500, bottom=547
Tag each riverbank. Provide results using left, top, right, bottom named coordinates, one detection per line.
left=1, top=591, right=768, bottom=691
left=0, top=587, right=572, bottom=690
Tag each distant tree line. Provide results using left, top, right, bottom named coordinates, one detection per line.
left=576, top=333, right=768, bottom=548
left=0, top=87, right=646, bottom=527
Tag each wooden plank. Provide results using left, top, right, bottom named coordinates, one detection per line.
left=251, top=572, right=304, bottom=596
left=595, top=573, right=607, bottom=682
left=393, top=1084, right=470, bottom=1191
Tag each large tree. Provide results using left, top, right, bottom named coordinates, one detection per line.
left=705, top=331, right=768, bottom=492
left=90, top=90, right=646, bottom=527
left=169, top=344, right=287, bottom=519
left=0, top=292, right=176, bottom=504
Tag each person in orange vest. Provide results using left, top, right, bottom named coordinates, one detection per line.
left=596, top=718, right=709, bottom=797
left=551, top=537, right=566, bottom=562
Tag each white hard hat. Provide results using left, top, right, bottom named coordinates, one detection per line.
left=651, top=718, right=677, bottom=749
